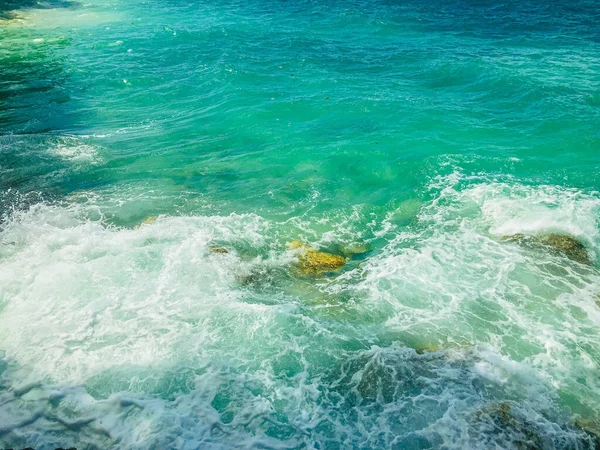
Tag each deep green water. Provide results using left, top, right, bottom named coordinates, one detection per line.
left=1, top=1, right=600, bottom=448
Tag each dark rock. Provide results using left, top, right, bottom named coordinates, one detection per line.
left=537, top=234, right=590, bottom=264
left=574, top=418, right=600, bottom=449
left=472, top=402, right=544, bottom=450
left=502, top=233, right=590, bottom=265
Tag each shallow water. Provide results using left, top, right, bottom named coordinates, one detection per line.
left=1, top=1, right=600, bottom=449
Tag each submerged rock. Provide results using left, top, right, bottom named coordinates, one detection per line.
left=287, top=240, right=347, bottom=275
left=574, top=418, right=600, bottom=448
left=473, top=401, right=514, bottom=426
left=537, top=234, right=590, bottom=264
left=141, top=216, right=158, bottom=225
left=412, top=343, right=441, bottom=355
left=502, top=233, right=590, bottom=265
left=133, top=215, right=158, bottom=229
left=327, top=242, right=372, bottom=260
left=472, top=401, right=544, bottom=450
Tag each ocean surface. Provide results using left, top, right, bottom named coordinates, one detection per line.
left=1, top=1, right=600, bottom=448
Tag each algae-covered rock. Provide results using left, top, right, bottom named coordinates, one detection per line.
left=133, top=216, right=158, bottom=229
left=473, top=401, right=515, bottom=426
left=412, top=343, right=441, bottom=355
left=537, top=234, right=590, bottom=264
left=574, top=418, right=600, bottom=448
left=472, top=402, right=544, bottom=450
left=141, top=216, right=158, bottom=225
left=502, top=233, right=590, bottom=265
left=501, top=233, right=527, bottom=243
left=287, top=240, right=346, bottom=275
left=326, top=242, right=371, bottom=260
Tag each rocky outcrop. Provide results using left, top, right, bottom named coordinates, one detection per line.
left=472, top=402, right=544, bottom=450
left=287, top=240, right=347, bottom=275
left=133, top=216, right=158, bottom=229
left=502, top=233, right=591, bottom=265
left=574, top=418, right=600, bottom=448
left=326, top=242, right=371, bottom=260
left=536, top=234, right=590, bottom=264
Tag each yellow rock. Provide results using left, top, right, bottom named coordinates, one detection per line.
left=287, top=240, right=346, bottom=275
left=141, top=216, right=158, bottom=225
left=133, top=216, right=158, bottom=229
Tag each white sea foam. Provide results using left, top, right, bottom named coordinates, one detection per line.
left=0, top=199, right=309, bottom=447
left=357, top=172, right=600, bottom=424
left=48, top=137, right=102, bottom=166
left=1, top=173, right=599, bottom=448
left=0, top=203, right=278, bottom=384
left=0, top=134, right=104, bottom=175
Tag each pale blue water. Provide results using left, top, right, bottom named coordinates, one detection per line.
left=1, top=1, right=600, bottom=449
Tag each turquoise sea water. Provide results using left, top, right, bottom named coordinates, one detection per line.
left=1, top=1, right=600, bottom=448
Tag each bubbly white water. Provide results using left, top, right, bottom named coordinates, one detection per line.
left=357, top=173, right=600, bottom=429
left=48, top=137, right=102, bottom=166
left=1, top=0, right=599, bottom=446
left=1, top=172, right=599, bottom=449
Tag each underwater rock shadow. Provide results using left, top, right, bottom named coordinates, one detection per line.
left=0, top=354, right=228, bottom=449
left=0, top=134, right=106, bottom=229
left=501, top=233, right=593, bottom=266
left=0, top=35, right=73, bottom=133
left=0, top=0, right=85, bottom=134
left=0, top=0, right=106, bottom=222
left=0, top=0, right=81, bottom=19
left=1, top=335, right=600, bottom=449
left=317, top=343, right=600, bottom=449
